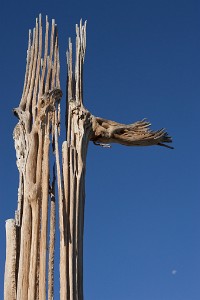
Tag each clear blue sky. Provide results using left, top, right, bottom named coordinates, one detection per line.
left=1, top=0, right=200, bottom=299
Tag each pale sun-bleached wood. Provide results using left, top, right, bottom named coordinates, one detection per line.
left=48, top=167, right=56, bottom=300
left=8, top=15, right=62, bottom=300
left=5, top=15, right=173, bottom=300
left=39, top=127, right=50, bottom=300
left=63, top=20, right=93, bottom=300
left=4, top=219, right=17, bottom=300
left=55, top=109, right=68, bottom=300
left=62, top=19, right=173, bottom=300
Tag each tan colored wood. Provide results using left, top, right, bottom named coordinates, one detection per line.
left=55, top=109, right=68, bottom=300
left=39, top=129, right=50, bottom=300
left=48, top=168, right=56, bottom=300
left=5, top=15, right=173, bottom=300
left=62, top=19, right=173, bottom=300
left=63, top=20, right=93, bottom=300
left=7, top=15, right=62, bottom=300
left=91, top=117, right=173, bottom=148
left=4, top=219, right=17, bottom=300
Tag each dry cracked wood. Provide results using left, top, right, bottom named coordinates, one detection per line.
left=63, top=19, right=173, bottom=300
left=5, top=15, right=173, bottom=300
left=5, top=15, right=62, bottom=300
left=91, top=117, right=173, bottom=148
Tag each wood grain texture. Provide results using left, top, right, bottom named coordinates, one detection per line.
left=6, top=15, right=62, bottom=300
left=5, top=15, right=173, bottom=300
left=4, top=219, right=17, bottom=300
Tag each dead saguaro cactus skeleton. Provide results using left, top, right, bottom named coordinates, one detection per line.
left=5, top=15, right=61, bottom=300
left=4, top=15, right=173, bottom=300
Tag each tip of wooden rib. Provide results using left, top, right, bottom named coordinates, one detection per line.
left=39, top=14, right=42, bottom=25
left=5, top=219, right=16, bottom=224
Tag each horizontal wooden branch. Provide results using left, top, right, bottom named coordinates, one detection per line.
left=91, top=117, right=173, bottom=148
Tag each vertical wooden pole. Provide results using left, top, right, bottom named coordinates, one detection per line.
left=5, top=15, right=62, bottom=300
left=4, top=219, right=17, bottom=300
left=63, top=20, right=92, bottom=300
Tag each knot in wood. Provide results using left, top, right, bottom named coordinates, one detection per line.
left=37, top=88, right=62, bottom=121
